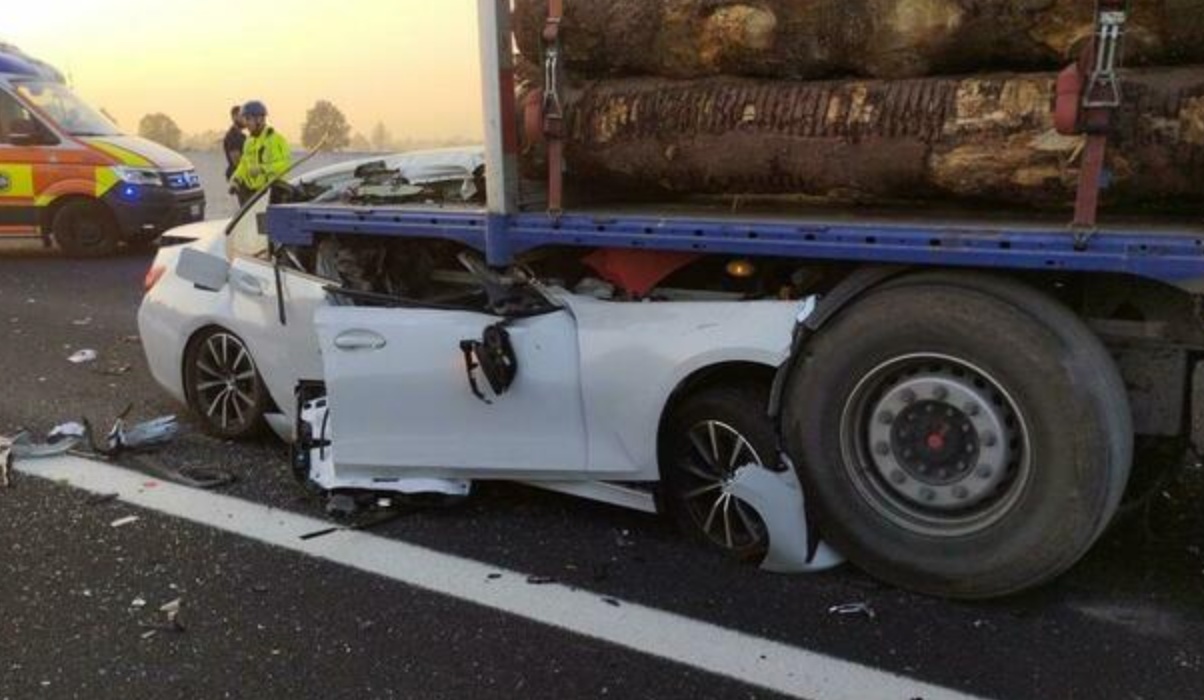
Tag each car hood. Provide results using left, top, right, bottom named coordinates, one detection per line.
left=81, top=135, right=194, bottom=171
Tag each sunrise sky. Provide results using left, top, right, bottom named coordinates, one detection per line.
left=1, top=1, right=484, bottom=144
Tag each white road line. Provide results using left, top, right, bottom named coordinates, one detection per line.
left=18, top=456, right=990, bottom=700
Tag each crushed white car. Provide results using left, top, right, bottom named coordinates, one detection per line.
left=138, top=147, right=840, bottom=573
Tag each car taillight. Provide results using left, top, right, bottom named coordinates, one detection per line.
left=144, top=264, right=167, bottom=292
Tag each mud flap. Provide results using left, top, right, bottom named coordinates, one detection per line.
left=727, top=460, right=843, bottom=574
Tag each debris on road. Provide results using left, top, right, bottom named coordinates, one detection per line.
left=67, top=349, right=98, bottom=364
left=104, top=413, right=179, bottom=455
left=93, top=364, right=132, bottom=377
left=110, top=515, right=140, bottom=529
left=130, top=597, right=147, bottom=609
left=86, top=493, right=119, bottom=506
left=828, top=602, right=878, bottom=620
left=7, top=428, right=81, bottom=460
left=71, top=317, right=92, bottom=326
left=0, top=436, right=12, bottom=488
left=526, top=575, right=556, bottom=586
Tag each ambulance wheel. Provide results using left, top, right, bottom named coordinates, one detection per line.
left=184, top=327, right=269, bottom=439
left=662, top=385, right=773, bottom=561
left=782, top=273, right=1132, bottom=599
left=54, top=200, right=120, bottom=257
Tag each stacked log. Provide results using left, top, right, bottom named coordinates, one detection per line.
left=514, top=0, right=1204, bottom=79
left=514, top=0, right=1204, bottom=210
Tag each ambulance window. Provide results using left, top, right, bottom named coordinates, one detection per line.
left=0, top=90, right=56, bottom=146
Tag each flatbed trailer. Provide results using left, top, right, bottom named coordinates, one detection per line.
left=262, top=0, right=1204, bottom=599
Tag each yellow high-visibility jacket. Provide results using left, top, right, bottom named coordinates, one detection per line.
left=231, top=127, right=291, bottom=191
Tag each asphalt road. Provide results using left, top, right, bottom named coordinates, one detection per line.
left=2, top=241, right=1204, bottom=700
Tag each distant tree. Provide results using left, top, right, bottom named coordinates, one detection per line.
left=300, top=100, right=351, bottom=151
left=370, top=122, right=393, bottom=152
left=138, top=113, right=182, bottom=150
left=349, top=132, right=371, bottom=152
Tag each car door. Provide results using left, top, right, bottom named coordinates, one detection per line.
left=315, top=298, right=589, bottom=480
left=222, top=194, right=330, bottom=422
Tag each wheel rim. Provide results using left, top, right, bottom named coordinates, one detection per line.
left=193, top=332, right=260, bottom=432
left=839, top=353, right=1033, bottom=537
left=678, top=420, right=767, bottom=551
left=69, top=214, right=108, bottom=248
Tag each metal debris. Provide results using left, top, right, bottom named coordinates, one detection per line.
left=67, top=349, right=98, bottom=364
left=110, top=515, right=140, bottom=529
left=828, top=602, right=878, bottom=620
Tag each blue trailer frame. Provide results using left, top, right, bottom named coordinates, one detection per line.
left=267, top=204, right=1204, bottom=293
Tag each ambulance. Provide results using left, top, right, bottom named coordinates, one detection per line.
left=0, top=47, right=204, bottom=256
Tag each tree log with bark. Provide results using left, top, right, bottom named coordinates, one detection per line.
left=513, top=0, right=1204, bottom=79
left=519, top=68, right=1204, bottom=210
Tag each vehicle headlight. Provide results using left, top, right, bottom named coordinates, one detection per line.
left=113, top=166, right=163, bottom=186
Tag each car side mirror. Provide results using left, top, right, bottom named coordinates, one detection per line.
left=177, top=247, right=231, bottom=292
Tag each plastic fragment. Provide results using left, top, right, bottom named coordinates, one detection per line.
left=67, top=349, right=98, bottom=364
left=828, top=602, right=877, bottom=620
left=110, top=515, right=140, bottom=528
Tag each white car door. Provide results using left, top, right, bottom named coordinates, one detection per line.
left=225, top=257, right=331, bottom=421
left=315, top=304, right=589, bottom=480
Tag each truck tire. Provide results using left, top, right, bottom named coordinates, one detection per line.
left=782, top=273, right=1132, bottom=599
left=662, top=384, right=774, bottom=561
left=53, top=200, right=120, bottom=257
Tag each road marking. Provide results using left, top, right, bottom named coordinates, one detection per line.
left=18, top=456, right=989, bottom=700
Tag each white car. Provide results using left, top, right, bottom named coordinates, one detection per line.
left=138, top=148, right=836, bottom=568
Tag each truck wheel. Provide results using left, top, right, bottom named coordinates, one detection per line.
left=184, top=328, right=268, bottom=439
left=783, top=273, right=1132, bottom=599
left=662, top=385, right=774, bottom=561
left=53, top=200, right=120, bottom=257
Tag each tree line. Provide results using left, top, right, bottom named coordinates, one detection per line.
left=135, top=99, right=466, bottom=153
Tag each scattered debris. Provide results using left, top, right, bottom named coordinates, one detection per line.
left=93, top=364, right=132, bottom=377
left=67, top=349, right=98, bottom=364
left=828, top=602, right=877, bottom=620
left=602, top=597, right=621, bottom=608
left=130, top=597, right=147, bottom=609
left=487, top=573, right=503, bottom=581
left=86, top=493, right=119, bottom=506
left=49, top=422, right=87, bottom=440
left=140, top=630, right=158, bottom=640
left=0, top=436, right=12, bottom=488
left=526, top=575, right=556, bottom=586
left=71, top=317, right=92, bottom=326
left=103, top=413, right=179, bottom=455
left=8, top=429, right=81, bottom=460
left=110, top=515, right=140, bottom=529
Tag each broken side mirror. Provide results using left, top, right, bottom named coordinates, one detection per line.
left=177, top=247, right=231, bottom=292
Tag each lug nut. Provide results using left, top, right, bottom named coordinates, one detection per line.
left=920, top=488, right=937, bottom=502
left=878, top=411, right=895, bottom=426
left=977, top=466, right=994, bottom=479
left=890, top=471, right=907, bottom=485
left=964, top=403, right=981, bottom=417
left=875, top=442, right=891, bottom=456
left=901, top=390, right=917, bottom=405
left=953, top=486, right=970, bottom=500
left=933, top=386, right=949, bottom=401
left=983, top=433, right=998, bottom=448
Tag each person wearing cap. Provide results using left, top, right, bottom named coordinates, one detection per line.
left=230, top=100, right=291, bottom=205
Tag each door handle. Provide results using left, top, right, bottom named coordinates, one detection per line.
left=232, top=273, right=265, bottom=297
left=333, top=330, right=387, bottom=351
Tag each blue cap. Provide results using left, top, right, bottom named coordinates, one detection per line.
left=242, top=100, right=268, bottom=117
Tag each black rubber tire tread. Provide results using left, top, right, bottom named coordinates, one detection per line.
left=183, top=327, right=269, bottom=440
left=53, top=200, right=120, bottom=258
left=783, top=271, right=1133, bottom=599
left=662, top=383, right=776, bottom=562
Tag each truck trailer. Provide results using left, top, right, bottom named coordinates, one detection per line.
left=153, top=1, right=1204, bottom=599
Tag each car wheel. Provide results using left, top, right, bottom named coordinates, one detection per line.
left=662, top=385, right=775, bottom=561
left=54, top=200, right=120, bottom=257
left=783, top=273, right=1132, bottom=599
left=184, top=328, right=268, bottom=439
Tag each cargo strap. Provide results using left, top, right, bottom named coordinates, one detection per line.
left=1071, top=0, right=1130, bottom=231
left=542, top=0, right=565, bottom=215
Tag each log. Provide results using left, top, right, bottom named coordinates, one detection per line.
left=520, top=68, right=1204, bottom=210
left=513, top=0, right=1204, bottom=80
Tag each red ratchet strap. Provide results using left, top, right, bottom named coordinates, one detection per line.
left=543, top=0, right=565, bottom=215
left=1071, top=1, right=1129, bottom=230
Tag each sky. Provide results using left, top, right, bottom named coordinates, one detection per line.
left=1, top=1, right=484, bottom=144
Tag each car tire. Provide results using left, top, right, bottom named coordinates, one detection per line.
left=184, top=327, right=269, bottom=440
left=662, top=384, right=776, bottom=561
left=53, top=200, right=120, bottom=258
left=782, top=272, right=1132, bottom=599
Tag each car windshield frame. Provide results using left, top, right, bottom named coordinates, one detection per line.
left=13, top=80, right=121, bottom=137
